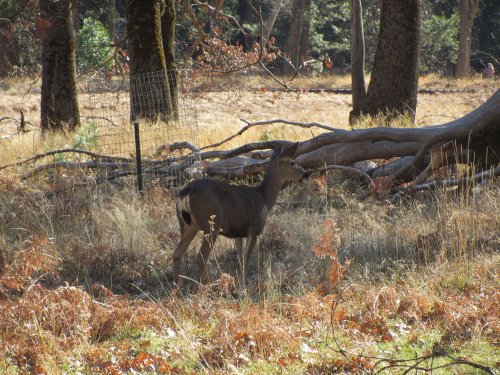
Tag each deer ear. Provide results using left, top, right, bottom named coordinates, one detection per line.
left=280, top=142, right=299, bottom=158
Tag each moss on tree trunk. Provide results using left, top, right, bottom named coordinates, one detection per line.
left=39, top=0, right=80, bottom=132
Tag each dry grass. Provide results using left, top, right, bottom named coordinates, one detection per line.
left=0, top=74, right=499, bottom=373
left=1, top=74, right=497, bottom=148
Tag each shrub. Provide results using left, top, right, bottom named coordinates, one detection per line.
left=75, top=18, right=113, bottom=73
left=421, top=14, right=459, bottom=74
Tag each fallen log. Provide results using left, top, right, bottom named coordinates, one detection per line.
left=2, top=90, right=498, bottom=199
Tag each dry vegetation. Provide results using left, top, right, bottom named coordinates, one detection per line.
left=0, top=75, right=499, bottom=373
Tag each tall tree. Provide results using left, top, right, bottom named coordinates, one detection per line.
left=351, top=0, right=421, bottom=122
left=39, top=0, right=80, bottom=132
left=456, top=0, right=479, bottom=77
left=0, top=18, right=18, bottom=77
left=262, top=0, right=282, bottom=49
left=125, top=0, right=172, bottom=120
left=0, top=0, right=37, bottom=77
left=282, top=0, right=311, bottom=74
left=476, top=0, right=500, bottom=64
left=161, top=0, right=178, bottom=120
left=350, top=0, right=366, bottom=123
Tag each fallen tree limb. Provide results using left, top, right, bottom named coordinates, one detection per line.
left=305, top=165, right=373, bottom=185
left=0, top=148, right=133, bottom=171
left=2, top=90, right=498, bottom=199
left=296, top=140, right=422, bottom=169
left=390, top=166, right=500, bottom=203
left=20, top=160, right=134, bottom=180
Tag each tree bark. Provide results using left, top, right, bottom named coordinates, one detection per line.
left=161, top=0, right=179, bottom=120
left=125, top=0, right=172, bottom=120
left=352, top=0, right=421, bottom=122
left=0, top=19, right=18, bottom=77
left=39, top=0, right=80, bottom=132
left=349, top=0, right=366, bottom=123
left=456, top=0, right=480, bottom=77
left=262, top=0, right=282, bottom=49
left=281, top=0, right=311, bottom=74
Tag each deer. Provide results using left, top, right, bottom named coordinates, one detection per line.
left=172, top=142, right=305, bottom=286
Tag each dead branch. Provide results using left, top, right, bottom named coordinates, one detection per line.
left=3, top=90, right=499, bottom=199
left=206, top=158, right=267, bottom=178
left=390, top=166, right=500, bottom=203
left=0, top=148, right=132, bottom=171
left=199, top=118, right=337, bottom=151
left=298, top=89, right=500, bottom=155
left=329, top=284, right=495, bottom=375
left=0, top=117, right=20, bottom=126
left=297, top=140, right=422, bottom=169
left=154, top=141, right=200, bottom=156
left=80, top=115, right=120, bottom=127
left=20, top=160, right=134, bottom=180
left=305, top=165, right=373, bottom=185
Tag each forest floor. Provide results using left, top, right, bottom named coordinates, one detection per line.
left=0, top=74, right=499, bottom=374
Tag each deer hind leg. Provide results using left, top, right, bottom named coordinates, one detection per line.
left=235, top=237, right=244, bottom=271
left=235, top=237, right=249, bottom=286
left=172, top=225, right=198, bottom=285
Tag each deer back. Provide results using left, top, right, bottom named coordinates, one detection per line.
left=177, top=180, right=267, bottom=237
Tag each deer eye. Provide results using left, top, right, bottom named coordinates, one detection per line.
left=289, top=160, right=296, bottom=166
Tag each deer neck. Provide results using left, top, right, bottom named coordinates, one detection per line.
left=258, top=164, right=283, bottom=209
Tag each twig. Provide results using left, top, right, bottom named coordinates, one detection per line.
left=0, top=117, right=21, bottom=126
left=199, top=118, right=338, bottom=152
left=259, top=60, right=293, bottom=90
left=328, top=284, right=496, bottom=374
left=442, top=353, right=495, bottom=374
left=392, top=140, right=434, bottom=180
left=80, top=115, right=120, bottom=127
left=241, top=118, right=339, bottom=133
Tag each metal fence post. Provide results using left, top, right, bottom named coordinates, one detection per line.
left=133, top=121, right=144, bottom=195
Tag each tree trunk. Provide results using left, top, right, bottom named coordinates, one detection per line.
left=0, top=20, right=17, bottom=77
left=281, top=0, right=311, bottom=74
left=71, top=1, right=80, bottom=31
left=262, top=0, right=282, bottom=49
left=349, top=0, right=366, bottom=123
left=298, top=0, right=311, bottom=64
left=125, top=0, right=172, bottom=121
left=456, top=0, right=479, bottom=77
left=352, top=0, right=421, bottom=122
left=39, top=0, right=80, bottom=132
left=105, top=0, right=116, bottom=43
left=161, top=0, right=179, bottom=120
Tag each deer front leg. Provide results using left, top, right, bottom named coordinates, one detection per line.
left=172, top=226, right=197, bottom=285
left=197, top=231, right=218, bottom=284
left=235, top=237, right=244, bottom=270
left=242, top=234, right=257, bottom=284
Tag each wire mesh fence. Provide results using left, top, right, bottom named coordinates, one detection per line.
left=79, top=69, right=201, bottom=189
